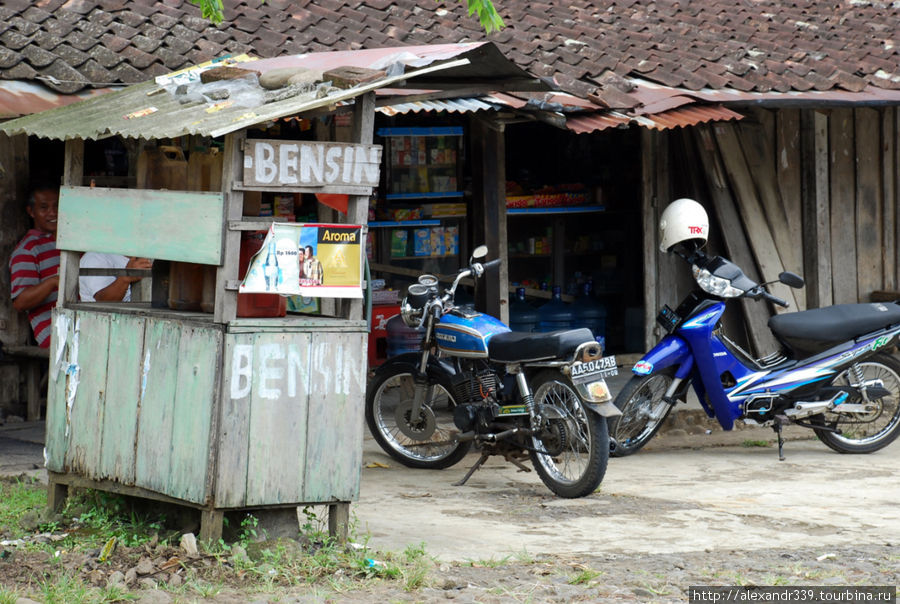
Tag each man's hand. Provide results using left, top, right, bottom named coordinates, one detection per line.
left=124, top=257, right=153, bottom=283
left=11, top=274, right=60, bottom=311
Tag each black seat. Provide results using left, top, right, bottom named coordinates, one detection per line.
left=489, top=328, right=595, bottom=363
left=768, top=302, right=900, bottom=356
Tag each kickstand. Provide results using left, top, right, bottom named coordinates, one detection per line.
left=453, top=453, right=489, bottom=486
left=773, top=416, right=786, bottom=461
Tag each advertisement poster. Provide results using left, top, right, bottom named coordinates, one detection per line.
left=239, top=223, right=363, bottom=298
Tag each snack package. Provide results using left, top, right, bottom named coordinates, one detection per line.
left=390, top=230, right=408, bottom=257
left=413, top=228, right=431, bottom=256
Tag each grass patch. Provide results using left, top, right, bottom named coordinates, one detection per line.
left=741, top=439, right=772, bottom=448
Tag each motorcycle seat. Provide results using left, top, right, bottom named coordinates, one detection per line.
left=768, top=302, right=900, bottom=356
left=488, top=328, right=595, bottom=363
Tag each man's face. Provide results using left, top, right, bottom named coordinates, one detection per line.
left=27, top=190, right=59, bottom=234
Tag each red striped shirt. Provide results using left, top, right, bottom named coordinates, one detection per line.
left=10, top=229, right=60, bottom=348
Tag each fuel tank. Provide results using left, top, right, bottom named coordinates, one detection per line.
left=435, top=309, right=510, bottom=358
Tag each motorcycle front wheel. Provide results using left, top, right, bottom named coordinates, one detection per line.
left=528, top=371, right=609, bottom=498
left=608, top=370, right=675, bottom=457
left=365, top=366, right=472, bottom=469
left=813, top=352, right=900, bottom=454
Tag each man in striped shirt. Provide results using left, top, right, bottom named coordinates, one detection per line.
left=10, top=187, right=60, bottom=348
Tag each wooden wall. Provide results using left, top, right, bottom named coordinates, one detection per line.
left=642, top=106, right=900, bottom=356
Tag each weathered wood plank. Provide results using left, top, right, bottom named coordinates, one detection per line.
left=694, top=126, right=779, bottom=354
left=215, top=336, right=252, bottom=507
left=777, top=108, right=803, bottom=241
left=713, top=123, right=798, bottom=313
left=134, top=318, right=182, bottom=494
left=800, top=109, right=832, bottom=308
left=244, top=332, right=311, bottom=506
left=168, top=325, right=220, bottom=504
left=855, top=107, right=883, bottom=300
left=214, top=131, right=245, bottom=323
left=641, top=128, right=659, bottom=350
left=98, top=313, right=145, bottom=483
left=57, top=186, right=225, bottom=265
left=45, top=308, right=75, bottom=473
left=303, top=332, right=367, bottom=503
left=740, top=109, right=805, bottom=309
left=829, top=109, right=858, bottom=304
left=57, top=139, right=84, bottom=308
left=345, top=92, right=377, bottom=322
left=883, top=107, right=897, bottom=292
left=65, top=312, right=110, bottom=478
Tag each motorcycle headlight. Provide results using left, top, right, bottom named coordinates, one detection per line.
left=692, top=265, right=744, bottom=298
left=400, top=283, right=431, bottom=327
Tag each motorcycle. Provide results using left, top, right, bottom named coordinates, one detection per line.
left=610, top=199, right=900, bottom=459
left=365, top=245, right=621, bottom=498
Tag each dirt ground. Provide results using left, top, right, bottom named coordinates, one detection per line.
left=2, top=417, right=899, bottom=602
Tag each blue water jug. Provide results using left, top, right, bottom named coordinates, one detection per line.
left=572, top=282, right=607, bottom=342
left=538, top=286, right=573, bottom=332
left=386, top=314, right=424, bottom=358
left=509, top=287, right=539, bottom=333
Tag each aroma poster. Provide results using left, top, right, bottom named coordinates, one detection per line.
left=239, top=223, right=363, bottom=298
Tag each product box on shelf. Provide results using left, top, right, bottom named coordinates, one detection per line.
left=390, top=229, right=409, bottom=257
left=430, top=226, right=445, bottom=256
left=413, top=228, right=431, bottom=256
left=444, top=225, right=459, bottom=255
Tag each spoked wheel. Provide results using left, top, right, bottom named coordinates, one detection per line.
left=609, top=370, right=675, bottom=457
left=528, top=371, right=609, bottom=498
left=813, top=353, right=900, bottom=454
left=365, top=366, right=471, bottom=469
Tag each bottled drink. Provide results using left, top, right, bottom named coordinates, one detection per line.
left=263, top=238, right=279, bottom=291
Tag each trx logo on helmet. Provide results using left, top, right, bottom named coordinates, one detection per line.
left=689, top=226, right=704, bottom=234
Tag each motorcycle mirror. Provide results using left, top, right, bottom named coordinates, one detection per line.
left=778, top=271, right=805, bottom=289
left=471, top=245, right=488, bottom=262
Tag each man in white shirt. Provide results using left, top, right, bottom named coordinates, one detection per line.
left=79, top=253, right=152, bottom=302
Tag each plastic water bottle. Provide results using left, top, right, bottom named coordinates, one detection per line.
left=572, top=281, right=607, bottom=342
left=538, top=286, right=573, bottom=332
left=509, top=287, right=539, bottom=333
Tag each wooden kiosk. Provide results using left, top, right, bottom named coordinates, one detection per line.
left=43, top=81, right=385, bottom=543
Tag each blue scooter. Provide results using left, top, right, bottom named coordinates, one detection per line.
left=610, top=249, right=900, bottom=459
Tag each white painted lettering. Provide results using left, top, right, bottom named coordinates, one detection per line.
left=287, top=345, right=306, bottom=397
left=341, top=146, right=354, bottom=183
left=279, top=144, right=298, bottom=184
left=300, top=143, right=324, bottom=184
left=324, top=145, right=342, bottom=183
left=231, top=344, right=253, bottom=399
left=254, top=143, right=277, bottom=184
left=257, top=343, right=285, bottom=400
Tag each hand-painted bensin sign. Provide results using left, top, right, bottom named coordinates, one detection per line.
left=243, top=139, right=382, bottom=189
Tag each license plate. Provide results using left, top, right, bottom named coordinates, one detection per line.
left=570, top=355, right=618, bottom=384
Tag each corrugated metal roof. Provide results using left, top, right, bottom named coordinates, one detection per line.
left=0, top=43, right=545, bottom=141
left=566, top=104, right=744, bottom=134
left=0, top=81, right=119, bottom=120
left=377, top=96, right=500, bottom=116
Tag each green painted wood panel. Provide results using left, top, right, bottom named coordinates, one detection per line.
left=134, top=319, right=182, bottom=494
left=46, top=309, right=75, bottom=473
left=244, top=332, right=312, bottom=507
left=57, top=186, right=224, bottom=265
left=65, top=312, right=110, bottom=478
left=302, top=332, right=367, bottom=502
left=214, top=335, right=252, bottom=508
left=167, top=325, right=220, bottom=504
left=98, top=314, right=145, bottom=483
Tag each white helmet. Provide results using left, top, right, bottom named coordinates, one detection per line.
left=658, top=198, right=709, bottom=252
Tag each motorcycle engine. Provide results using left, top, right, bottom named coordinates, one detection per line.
left=451, top=369, right=500, bottom=433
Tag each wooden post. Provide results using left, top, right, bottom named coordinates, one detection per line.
left=855, top=107, right=883, bottom=300
left=214, top=131, right=245, bottom=324
left=641, top=128, right=659, bottom=350
left=344, top=93, right=376, bottom=322
left=328, top=502, right=350, bottom=543
left=800, top=109, right=832, bottom=309
left=199, top=509, right=224, bottom=543
left=883, top=107, right=897, bottom=293
left=829, top=108, right=857, bottom=304
left=470, top=116, right=509, bottom=323
left=57, top=139, right=84, bottom=308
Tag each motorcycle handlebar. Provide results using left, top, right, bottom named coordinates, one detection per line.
left=761, top=290, right=789, bottom=308
left=481, top=258, right=502, bottom=271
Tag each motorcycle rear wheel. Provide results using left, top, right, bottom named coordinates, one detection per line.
left=365, top=366, right=472, bottom=469
left=608, top=370, right=675, bottom=457
left=813, top=352, right=900, bottom=454
left=528, top=371, right=609, bottom=498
